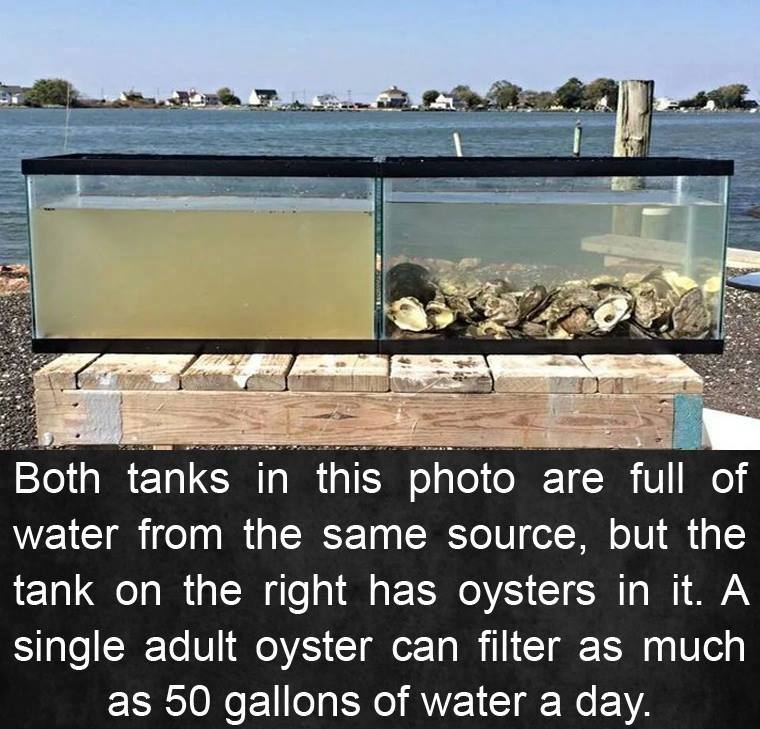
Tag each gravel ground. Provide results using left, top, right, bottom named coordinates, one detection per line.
left=1, top=280, right=759, bottom=449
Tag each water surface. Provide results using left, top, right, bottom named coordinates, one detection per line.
left=1, top=108, right=758, bottom=262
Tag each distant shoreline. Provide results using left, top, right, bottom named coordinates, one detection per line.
left=1, top=106, right=757, bottom=113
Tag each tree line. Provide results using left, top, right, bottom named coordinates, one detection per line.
left=421, top=78, right=754, bottom=110
left=16, top=77, right=755, bottom=110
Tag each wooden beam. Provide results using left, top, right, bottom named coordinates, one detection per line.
left=489, top=355, right=597, bottom=393
left=181, top=354, right=292, bottom=391
left=105, top=391, right=673, bottom=448
left=33, top=353, right=101, bottom=391
left=582, top=354, right=703, bottom=394
left=287, top=354, right=389, bottom=392
left=77, top=354, right=196, bottom=390
left=391, top=355, right=492, bottom=393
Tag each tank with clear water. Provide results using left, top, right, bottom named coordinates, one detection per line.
left=382, top=171, right=729, bottom=347
left=22, top=155, right=731, bottom=353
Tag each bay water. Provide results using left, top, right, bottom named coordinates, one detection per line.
left=1, top=108, right=758, bottom=263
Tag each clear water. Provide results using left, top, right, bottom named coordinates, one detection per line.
left=2, top=108, right=759, bottom=262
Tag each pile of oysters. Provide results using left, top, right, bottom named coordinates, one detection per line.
left=385, top=259, right=719, bottom=340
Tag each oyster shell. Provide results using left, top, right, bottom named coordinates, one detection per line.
left=662, top=269, right=698, bottom=296
left=671, top=288, right=711, bottom=338
left=465, top=320, right=510, bottom=339
left=482, top=293, right=520, bottom=327
left=631, top=282, right=669, bottom=329
left=520, top=321, right=547, bottom=338
left=425, top=300, right=455, bottom=330
left=702, top=275, right=721, bottom=299
left=559, top=306, right=597, bottom=336
left=445, top=294, right=476, bottom=322
left=518, top=285, right=548, bottom=320
left=536, top=287, right=599, bottom=324
left=387, top=297, right=429, bottom=332
left=594, top=295, right=632, bottom=332
left=474, top=278, right=512, bottom=307
left=437, top=273, right=482, bottom=299
left=546, top=322, right=573, bottom=339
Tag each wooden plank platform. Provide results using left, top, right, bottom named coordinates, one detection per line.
left=489, top=355, right=597, bottom=394
left=582, top=354, right=703, bottom=394
left=182, top=354, right=292, bottom=391
left=391, top=355, right=492, bottom=393
left=287, top=355, right=389, bottom=392
left=34, top=353, right=704, bottom=449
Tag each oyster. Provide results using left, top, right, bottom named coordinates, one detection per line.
left=702, top=275, right=721, bottom=299
left=546, top=322, right=573, bottom=339
left=387, top=262, right=437, bottom=304
left=621, top=272, right=645, bottom=288
left=518, top=284, right=548, bottom=320
left=594, top=295, right=632, bottom=332
left=445, top=293, right=476, bottom=322
left=662, top=269, right=698, bottom=296
left=437, top=273, right=482, bottom=299
left=482, top=293, right=520, bottom=327
left=631, top=282, right=669, bottom=329
left=590, top=274, right=618, bottom=287
left=520, top=321, right=547, bottom=338
left=387, top=297, right=429, bottom=332
left=425, top=300, right=455, bottom=330
left=671, top=288, right=711, bottom=338
left=466, top=320, right=510, bottom=339
left=559, top=306, right=597, bottom=336
left=537, top=286, right=599, bottom=324
left=474, top=278, right=512, bottom=308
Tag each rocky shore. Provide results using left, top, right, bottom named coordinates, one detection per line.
left=1, top=268, right=758, bottom=448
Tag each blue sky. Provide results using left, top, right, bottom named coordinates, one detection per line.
left=2, top=0, right=758, bottom=102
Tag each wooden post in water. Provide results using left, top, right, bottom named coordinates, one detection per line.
left=452, top=131, right=463, bottom=157
left=612, top=80, right=654, bottom=190
left=572, top=121, right=583, bottom=157
left=612, top=80, right=655, bottom=238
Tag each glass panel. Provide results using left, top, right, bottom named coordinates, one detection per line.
left=28, top=175, right=376, bottom=340
left=381, top=176, right=728, bottom=342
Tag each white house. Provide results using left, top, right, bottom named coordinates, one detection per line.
left=430, top=93, right=464, bottom=110
left=189, top=91, right=220, bottom=107
left=375, top=85, right=410, bottom=109
left=704, top=99, right=717, bottom=111
left=655, top=96, right=679, bottom=111
left=171, top=90, right=191, bottom=106
left=595, top=95, right=613, bottom=112
left=0, top=84, right=29, bottom=105
left=311, top=93, right=341, bottom=109
left=249, top=89, right=280, bottom=107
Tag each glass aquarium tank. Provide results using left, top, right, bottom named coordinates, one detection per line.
left=23, top=156, right=378, bottom=351
left=380, top=157, right=731, bottom=354
left=23, top=155, right=731, bottom=353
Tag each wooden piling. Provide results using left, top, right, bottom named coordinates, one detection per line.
left=572, top=121, right=583, bottom=157
left=453, top=131, right=463, bottom=157
left=612, top=80, right=654, bottom=191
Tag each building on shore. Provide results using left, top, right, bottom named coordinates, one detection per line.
left=655, top=96, right=680, bottom=111
left=429, top=93, right=465, bottom=110
left=594, top=95, right=614, bottom=112
left=249, top=89, right=280, bottom=107
left=170, top=90, right=191, bottom=106
left=311, top=93, right=341, bottom=109
left=0, top=84, right=30, bottom=105
left=375, top=85, right=410, bottom=109
left=189, top=91, right=220, bottom=107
